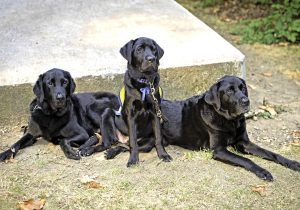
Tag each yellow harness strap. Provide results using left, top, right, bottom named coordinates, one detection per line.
left=116, top=86, right=163, bottom=115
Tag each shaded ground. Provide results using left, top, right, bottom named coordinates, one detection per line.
left=1, top=1, right=300, bottom=210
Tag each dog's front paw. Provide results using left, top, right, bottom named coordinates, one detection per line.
left=127, top=155, right=139, bottom=167
left=79, top=136, right=98, bottom=150
left=60, top=144, right=80, bottom=160
left=66, top=150, right=81, bottom=160
left=288, top=161, right=300, bottom=171
left=254, top=168, right=273, bottom=181
left=105, top=149, right=117, bottom=159
left=0, top=149, right=14, bottom=162
left=79, top=147, right=95, bottom=157
left=159, top=153, right=173, bottom=162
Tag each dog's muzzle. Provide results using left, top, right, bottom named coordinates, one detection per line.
left=53, top=92, right=66, bottom=108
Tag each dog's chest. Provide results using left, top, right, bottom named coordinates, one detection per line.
left=32, top=111, right=70, bottom=138
left=226, top=119, right=245, bottom=144
left=132, top=96, right=154, bottom=114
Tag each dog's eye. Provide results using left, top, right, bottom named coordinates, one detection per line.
left=63, top=80, right=68, bottom=85
left=226, top=88, right=234, bottom=94
left=136, top=47, right=143, bottom=53
left=48, top=81, right=53, bottom=86
left=239, top=84, right=246, bottom=92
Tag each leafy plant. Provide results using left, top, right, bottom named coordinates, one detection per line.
left=233, top=0, right=300, bottom=44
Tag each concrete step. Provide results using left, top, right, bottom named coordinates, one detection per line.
left=0, top=0, right=245, bottom=86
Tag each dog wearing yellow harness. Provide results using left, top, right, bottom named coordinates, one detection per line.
left=114, top=37, right=171, bottom=167
left=80, top=37, right=172, bottom=167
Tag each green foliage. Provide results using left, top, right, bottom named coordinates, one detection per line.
left=233, top=0, right=300, bottom=44
left=257, top=111, right=274, bottom=119
left=274, top=104, right=289, bottom=114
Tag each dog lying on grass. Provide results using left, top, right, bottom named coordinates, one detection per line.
left=0, top=68, right=118, bottom=161
left=105, top=75, right=300, bottom=180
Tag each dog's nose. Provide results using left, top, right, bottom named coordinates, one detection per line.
left=146, top=55, right=155, bottom=63
left=56, top=93, right=64, bottom=101
left=240, top=97, right=249, bottom=106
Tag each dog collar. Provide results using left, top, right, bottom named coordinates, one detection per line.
left=115, top=85, right=163, bottom=116
left=137, top=78, right=148, bottom=84
left=32, top=104, right=42, bottom=112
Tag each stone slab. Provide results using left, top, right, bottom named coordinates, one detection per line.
left=0, top=0, right=245, bottom=86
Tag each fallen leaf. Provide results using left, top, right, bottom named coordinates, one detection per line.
left=16, top=199, right=46, bottom=210
left=290, top=130, right=300, bottom=139
left=259, top=105, right=277, bottom=116
left=290, top=140, right=300, bottom=147
left=251, top=185, right=266, bottom=196
left=86, top=181, right=103, bottom=189
left=247, top=84, right=257, bottom=90
left=262, top=72, right=273, bottom=77
left=265, top=107, right=277, bottom=116
left=282, top=70, right=300, bottom=80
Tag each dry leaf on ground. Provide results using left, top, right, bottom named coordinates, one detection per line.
left=16, top=199, right=46, bottom=210
left=251, top=185, right=267, bottom=196
left=290, top=140, right=300, bottom=147
left=259, top=105, right=277, bottom=116
left=247, top=83, right=257, bottom=90
left=262, top=72, right=273, bottom=77
left=79, top=175, right=103, bottom=189
left=86, top=180, right=103, bottom=189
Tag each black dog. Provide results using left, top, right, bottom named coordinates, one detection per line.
left=0, top=68, right=118, bottom=161
left=106, top=76, right=300, bottom=180
left=117, top=37, right=172, bottom=166
left=81, top=37, right=172, bottom=167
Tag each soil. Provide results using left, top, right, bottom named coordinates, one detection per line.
left=206, top=0, right=270, bottom=21
left=0, top=1, right=300, bottom=210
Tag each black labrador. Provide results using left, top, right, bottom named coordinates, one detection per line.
left=81, top=37, right=172, bottom=167
left=0, top=68, right=118, bottom=161
left=106, top=76, right=300, bottom=180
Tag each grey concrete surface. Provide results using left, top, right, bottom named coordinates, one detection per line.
left=0, top=0, right=245, bottom=86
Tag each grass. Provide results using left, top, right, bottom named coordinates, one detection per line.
left=0, top=144, right=300, bottom=209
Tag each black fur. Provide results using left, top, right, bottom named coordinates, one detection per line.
left=106, top=75, right=300, bottom=180
left=118, top=37, right=172, bottom=167
left=81, top=37, right=172, bottom=166
left=0, top=68, right=118, bottom=161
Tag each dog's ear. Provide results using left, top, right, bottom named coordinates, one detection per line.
left=33, top=74, right=45, bottom=103
left=204, top=81, right=221, bottom=110
left=64, top=71, right=76, bottom=95
left=239, top=77, right=248, bottom=97
left=153, top=40, right=164, bottom=60
left=120, top=39, right=135, bottom=64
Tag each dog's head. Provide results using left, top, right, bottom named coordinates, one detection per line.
left=120, top=37, right=164, bottom=74
left=204, top=76, right=249, bottom=119
left=33, top=68, right=76, bottom=111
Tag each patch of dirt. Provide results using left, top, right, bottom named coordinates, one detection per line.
left=180, top=0, right=270, bottom=22
left=209, top=0, right=270, bottom=21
